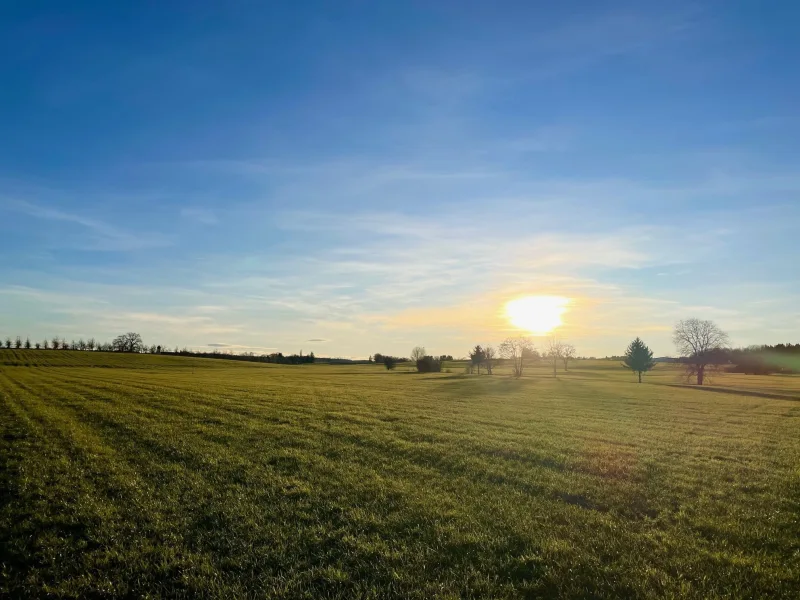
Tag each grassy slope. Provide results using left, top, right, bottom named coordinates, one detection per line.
left=1, top=352, right=798, bottom=598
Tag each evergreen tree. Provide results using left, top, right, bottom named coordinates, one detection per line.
left=469, top=345, right=485, bottom=374
left=622, top=337, right=656, bottom=383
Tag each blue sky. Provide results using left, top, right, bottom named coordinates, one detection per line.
left=1, top=1, right=799, bottom=358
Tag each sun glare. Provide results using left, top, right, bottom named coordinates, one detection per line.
left=505, top=295, right=571, bottom=335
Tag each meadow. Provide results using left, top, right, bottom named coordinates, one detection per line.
left=1, top=350, right=798, bottom=598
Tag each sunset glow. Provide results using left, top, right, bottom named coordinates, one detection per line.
left=505, top=296, right=571, bottom=335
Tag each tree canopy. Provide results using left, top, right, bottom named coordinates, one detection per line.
left=622, top=337, right=656, bottom=383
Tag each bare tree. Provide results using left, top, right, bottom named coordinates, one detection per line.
left=3, top=337, right=10, bottom=349
left=14, top=337, right=22, bottom=349
left=87, top=338, right=96, bottom=351
left=673, top=319, right=729, bottom=385
left=24, top=337, right=32, bottom=349
left=499, top=336, right=533, bottom=378
left=51, top=336, right=60, bottom=350
left=78, top=338, right=86, bottom=351
left=545, top=338, right=564, bottom=377
left=410, top=346, right=426, bottom=362
left=484, top=345, right=496, bottom=375
left=42, top=339, right=49, bottom=350
left=113, top=332, right=145, bottom=353
left=561, top=343, right=576, bottom=371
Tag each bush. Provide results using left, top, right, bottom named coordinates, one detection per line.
left=416, top=356, right=442, bottom=373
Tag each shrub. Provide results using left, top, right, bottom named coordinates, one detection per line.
left=416, top=356, right=442, bottom=373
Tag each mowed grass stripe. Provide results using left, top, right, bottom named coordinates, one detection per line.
left=0, top=373, right=229, bottom=597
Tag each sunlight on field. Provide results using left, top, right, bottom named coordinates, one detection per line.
left=1, top=351, right=798, bottom=598
left=505, top=295, right=571, bottom=335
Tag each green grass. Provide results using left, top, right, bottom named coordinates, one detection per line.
left=1, top=351, right=798, bottom=598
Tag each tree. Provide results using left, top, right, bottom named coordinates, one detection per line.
left=35, top=342, right=41, bottom=350
left=561, top=343, right=576, bottom=371
left=384, top=356, right=397, bottom=370
left=14, top=337, right=22, bottom=349
left=87, top=338, right=96, bottom=351
left=469, top=345, right=485, bottom=374
left=113, top=332, right=145, bottom=353
left=673, top=318, right=729, bottom=385
left=545, top=338, right=564, bottom=377
left=499, top=336, right=533, bottom=378
left=410, top=346, right=426, bottom=362
left=78, top=338, right=86, bottom=351
left=622, top=337, right=656, bottom=383
left=484, top=345, right=496, bottom=375
left=4, top=337, right=11, bottom=349
left=42, top=339, right=49, bottom=350
left=24, top=337, right=31, bottom=349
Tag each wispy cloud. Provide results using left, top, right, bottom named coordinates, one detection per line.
left=4, top=198, right=172, bottom=251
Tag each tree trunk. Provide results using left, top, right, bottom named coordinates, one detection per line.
left=638, top=371, right=642, bottom=383
left=697, top=365, right=704, bottom=386
left=553, top=359, right=557, bottom=377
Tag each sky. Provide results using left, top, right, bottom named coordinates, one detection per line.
left=1, top=1, right=799, bottom=359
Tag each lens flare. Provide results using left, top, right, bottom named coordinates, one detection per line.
left=505, top=295, right=570, bottom=335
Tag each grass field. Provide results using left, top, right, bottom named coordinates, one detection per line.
left=1, top=350, right=798, bottom=598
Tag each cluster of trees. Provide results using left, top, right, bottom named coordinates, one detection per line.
left=622, top=318, right=799, bottom=384
left=371, top=353, right=410, bottom=365
left=622, top=319, right=729, bottom=385
left=727, top=344, right=800, bottom=375
left=464, top=338, right=577, bottom=378
left=411, top=347, right=443, bottom=373
left=372, top=350, right=453, bottom=372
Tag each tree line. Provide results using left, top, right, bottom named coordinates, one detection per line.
left=0, top=332, right=316, bottom=364
left=1, top=332, right=162, bottom=354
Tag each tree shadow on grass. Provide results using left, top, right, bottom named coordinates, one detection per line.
left=656, top=383, right=800, bottom=401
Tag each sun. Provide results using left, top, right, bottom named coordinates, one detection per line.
left=505, top=295, right=571, bottom=335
